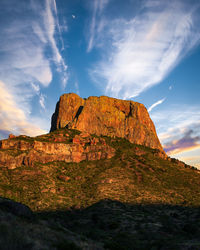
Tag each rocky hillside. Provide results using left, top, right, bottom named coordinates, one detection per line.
left=50, top=93, right=164, bottom=152
left=0, top=131, right=200, bottom=249
left=0, top=94, right=200, bottom=249
left=0, top=129, right=198, bottom=210
left=0, top=130, right=115, bottom=169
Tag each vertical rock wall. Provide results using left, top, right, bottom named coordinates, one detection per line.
left=50, top=93, right=164, bottom=152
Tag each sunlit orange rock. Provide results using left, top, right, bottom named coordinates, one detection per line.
left=8, top=134, right=16, bottom=139
left=50, top=93, right=164, bottom=152
left=0, top=134, right=115, bottom=169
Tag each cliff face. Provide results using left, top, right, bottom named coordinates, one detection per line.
left=0, top=131, right=115, bottom=169
left=50, top=93, right=164, bottom=152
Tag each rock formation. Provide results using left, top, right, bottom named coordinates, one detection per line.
left=0, top=93, right=167, bottom=170
left=50, top=93, right=164, bottom=152
left=0, top=132, right=115, bottom=169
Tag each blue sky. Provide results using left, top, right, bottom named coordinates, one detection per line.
left=0, top=0, right=200, bottom=168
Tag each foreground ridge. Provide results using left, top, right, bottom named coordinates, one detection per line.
left=1, top=198, right=200, bottom=249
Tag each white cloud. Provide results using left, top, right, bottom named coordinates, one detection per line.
left=44, top=0, right=68, bottom=73
left=61, top=72, right=69, bottom=89
left=74, top=81, right=80, bottom=95
left=0, top=0, right=68, bottom=137
left=31, top=82, right=40, bottom=95
left=151, top=105, right=200, bottom=153
left=151, top=106, right=200, bottom=141
left=148, top=98, right=166, bottom=112
left=39, top=94, right=46, bottom=110
left=0, top=81, right=47, bottom=137
left=52, top=0, right=65, bottom=51
left=30, top=83, right=48, bottom=110
left=170, top=146, right=200, bottom=169
left=0, top=0, right=68, bottom=88
left=89, top=0, right=200, bottom=99
left=32, top=22, right=47, bottom=44
left=87, top=0, right=109, bottom=52
left=151, top=104, right=200, bottom=166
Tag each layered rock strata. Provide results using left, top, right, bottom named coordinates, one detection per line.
left=0, top=133, right=115, bottom=169
left=50, top=93, right=164, bottom=152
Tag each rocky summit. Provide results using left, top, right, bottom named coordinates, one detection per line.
left=50, top=93, right=164, bottom=152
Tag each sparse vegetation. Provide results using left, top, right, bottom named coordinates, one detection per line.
left=0, top=129, right=200, bottom=249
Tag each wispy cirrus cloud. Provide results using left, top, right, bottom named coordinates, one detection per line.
left=148, top=98, right=166, bottom=112
left=0, top=0, right=67, bottom=137
left=32, top=0, right=68, bottom=87
left=39, top=94, right=46, bottom=110
left=89, top=0, right=200, bottom=99
left=87, top=0, right=109, bottom=52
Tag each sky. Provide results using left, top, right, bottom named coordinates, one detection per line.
left=0, top=0, right=200, bottom=168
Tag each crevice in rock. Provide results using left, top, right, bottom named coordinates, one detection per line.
left=74, top=105, right=84, bottom=120
left=65, top=105, right=84, bottom=129
left=127, top=102, right=134, bottom=117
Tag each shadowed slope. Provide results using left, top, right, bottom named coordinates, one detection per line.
left=1, top=198, right=200, bottom=249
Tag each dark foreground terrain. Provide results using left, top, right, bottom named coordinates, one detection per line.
left=0, top=129, right=200, bottom=249
left=1, top=198, right=200, bottom=249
